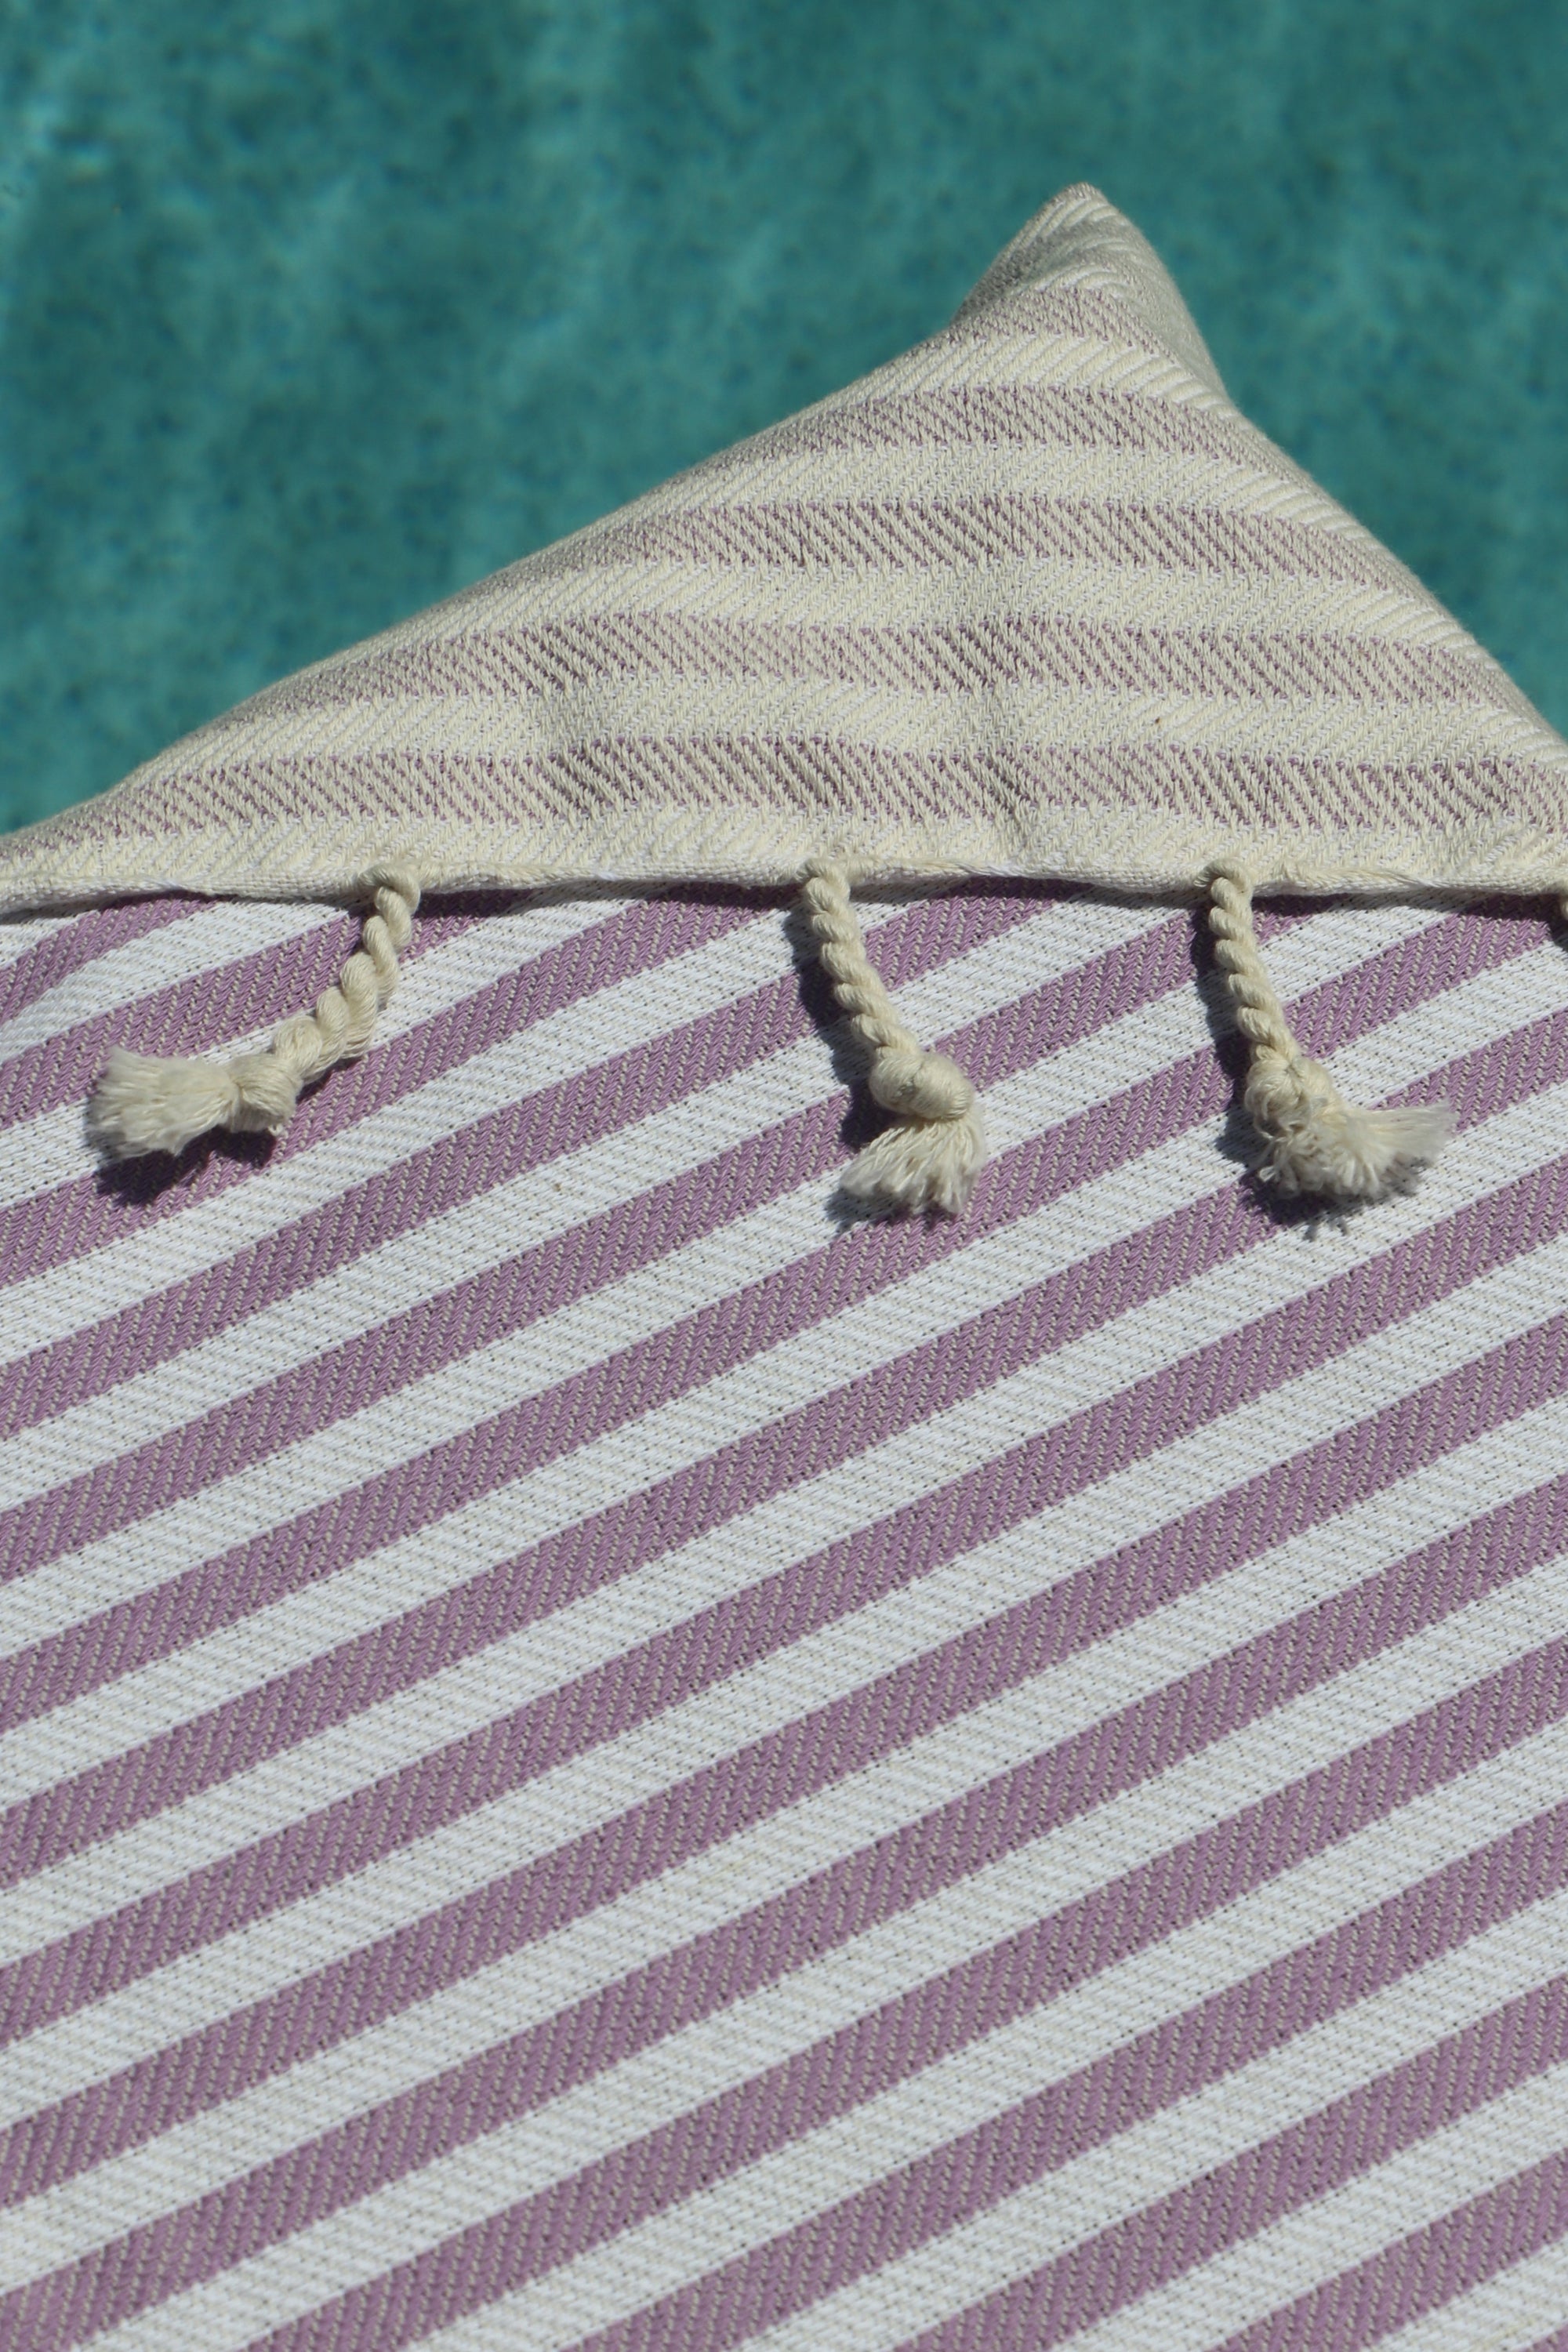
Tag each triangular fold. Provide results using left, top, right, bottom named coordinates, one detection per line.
left=3, top=183, right=1564, bottom=916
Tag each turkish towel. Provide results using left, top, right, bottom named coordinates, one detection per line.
left=2, top=874, right=1567, bottom=2350
left=0, top=185, right=1563, bottom=917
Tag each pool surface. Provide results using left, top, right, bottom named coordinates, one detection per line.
left=2, top=0, right=1564, bottom=832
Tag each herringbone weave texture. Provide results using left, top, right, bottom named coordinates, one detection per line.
left=2, top=186, right=1564, bottom=915
left=2, top=874, right=1567, bottom=2350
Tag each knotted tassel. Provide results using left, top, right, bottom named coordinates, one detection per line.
left=89, top=861, right=422, bottom=1160
left=799, top=856, right=985, bottom=1214
left=1207, top=862, right=1451, bottom=1202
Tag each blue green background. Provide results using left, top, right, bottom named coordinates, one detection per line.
left=1, top=1, right=1564, bottom=833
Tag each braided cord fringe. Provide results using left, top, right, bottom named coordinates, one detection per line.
left=798, top=856, right=986, bottom=1214
left=1207, top=862, right=1452, bottom=1203
left=89, top=861, right=423, bottom=1160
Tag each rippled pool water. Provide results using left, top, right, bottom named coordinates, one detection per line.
left=1, top=0, right=1564, bottom=832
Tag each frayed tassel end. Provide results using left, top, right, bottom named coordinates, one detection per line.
left=1248, top=1058, right=1454, bottom=1203
left=86, top=862, right=421, bottom=1163
left=843, top=1044, right=987, bottom=1214
left=840, top=1090, right=988, bottom=1216
left=798, top=860, right=989, bottom=1217
left=1207, top=862, right=1451, bottom=1208
left=88, top=1047, right=299, bottom=1160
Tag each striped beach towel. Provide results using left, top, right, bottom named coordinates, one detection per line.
left=3, top=180, right=1567, bottom=2350
left=4, top=183, right=1564, bottom=914
left=4, top=875, right=1568, bottom=2350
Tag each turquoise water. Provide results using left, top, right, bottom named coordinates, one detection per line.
left=1, top=1, right=1564, bottom=833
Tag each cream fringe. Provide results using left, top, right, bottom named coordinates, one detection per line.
left=1207, top=862, right=1452, bottom=1203
left=89, top=862, right=422, bottom=1160
left=82, top=855, right=1464, bottom=1207
left=798, top=857, right=986, bottom=1214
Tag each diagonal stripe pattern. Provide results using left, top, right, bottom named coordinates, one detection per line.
left=1, top=873, right=1566, bottom=2352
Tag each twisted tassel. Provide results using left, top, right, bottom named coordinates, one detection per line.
left=799, top=856, right=985, bottom=1214
left=1207, top=862, right=1451, bottom=1202
left=89, top=861, right=422, bottom=1160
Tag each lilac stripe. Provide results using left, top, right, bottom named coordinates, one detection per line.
left=246, top=1694, right=1568, bottom=2352
left=0, top=919, right=1549, bottom=2013
left=0, top=903, right=1524, bottom=1871
left=0, top=888, right=750, bottom=1336
left=7, top=1080, right=1566, bottom=1927
left=0, top=903, right=1552, bottom=2154
left=281, top=614, right=1494, bottom=713
left=103, top=740, right=1564, bottom=845
left=0, top=888, right=1043, bottom=1569
left=18, top=1669, right=1567, bottom=2344
left=343, top=1943, right=1568, bottom=2352
left=3, top=1245, right=1563, bottom=2091
left=598, top=493, right=1402, bottom=588
left=0, top=885, right=1065, bottom=1452
left=0, top=884, right=1051, bottom=1447
left=1211, top=2154, right=1568, bottom=2350
left=702, top=380, right=1303, bottom=470
left=15, top=1175, right=1565, bottom=2110
left=952, top=277, right=1181, bottom=362
left=888, top=2013, right=1568, bottom=2352
left=863, top=1986, right=1568, bottom=2352
left=0, top=902, right=368, bottom=1135
left=0, top=890, right=1201, bottom=1718
left=720, top=378, right=1229, bottom=476
left=8, top=1500, right=1564, bottom=2225
left=0, top=898, right=196, bottom=1034
left=9, top=1217, right=1568, bottom=2203
left=1, top=894, right=1524, bottom=1740
left=0, top=895, right=499, bottom=1291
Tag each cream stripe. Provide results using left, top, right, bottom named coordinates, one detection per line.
left=52, top=1712, right=1568, bottom=2333
left=0, top=890, right=619, bottom=1218
left=844, top=321, right=1226, bottom=410
left=10, top=1463, right=1558, bottom=2137
left=586, top=438, right=1398, bottom=535
left=9, top=910, right=1475, bottom=1796
left=221, top=316, right=1323, bottom=663
left=747, top=2053, right=1568, bottom=2352
left=1061, top=2056, right=1568, bottom=2352
left=0, top=912, right=77, bottom=974
left=12, top=800, right=1563, bottom=913
left=17, top=1569, right=1566, bottom=2296
left=181, top=673, right=1552, bottom=774
left=0, top=890, right=906, bottom=1359
left=5, top=1025, right=1561, bottom=1985
left=15, top=1172, right=1565, bottom=1992
left=9, top=1195, right=1568, bottom=2134
left=332, top=1877, right=1568, bottom=2352
left=1370, top=2238, right=1568, bottom=2352
left=615, top=320, right=1301, bottom=497
left=0, top=900, right=335, bottom=1071
left=0, top=921, right=1537, bottom=1790
left=0, top=898, right=1446, bottom=1664
left=371, top=551, right=1489, bottom=659
left=0, top=903, right=1140, bottom=1515
left=20, top=1340, right=1568, bottom=2233
left=113, top=304, right=1283, bottom=702
left=7, top=957, right=1554, bottom=1957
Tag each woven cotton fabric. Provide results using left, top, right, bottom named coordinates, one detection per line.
left=2, top=185, right=1565, bottom=916
left=3, top=876, right=1568, bottom=2350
